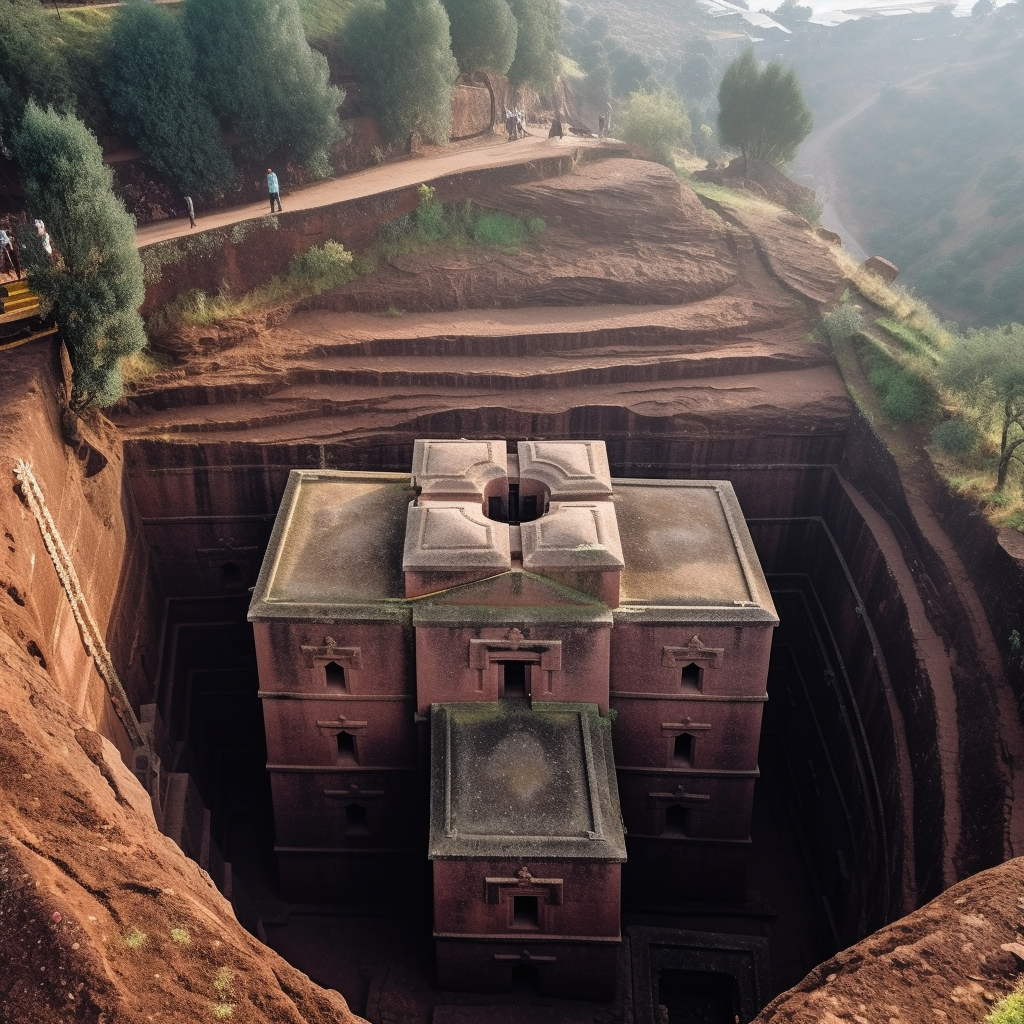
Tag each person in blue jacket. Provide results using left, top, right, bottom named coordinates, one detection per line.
left=267, top=168, right=282, bottom=213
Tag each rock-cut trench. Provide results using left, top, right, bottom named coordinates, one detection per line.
left=2, top=156, right=1023, bottom=1024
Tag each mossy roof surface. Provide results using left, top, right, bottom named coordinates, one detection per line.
left=429, top=700, right=625, bottom=861
left=248, top=470, right=410, bottom=621
left=612, top=479, right=777, bottom=623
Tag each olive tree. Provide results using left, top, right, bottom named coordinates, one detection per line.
left=345, top=0, right=459, bottom=145
left=940, top=324, right=1024, bottom=490
left=618, top=89, right=690, bottom=165
left=441, top=0, right=518, bottom=75
left=14, top=103, right=147, bottom=409
left=184, top=0, right=343, bottom=168
left=717, top=49, right=812, bottom=169
left=101, top=0, right=232, bottom=197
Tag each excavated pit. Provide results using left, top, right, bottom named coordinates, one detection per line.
left=4, top=158, right=1024, bottom=1024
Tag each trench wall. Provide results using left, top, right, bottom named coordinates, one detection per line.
left=0, top=339, right=163, bottom=759
left=123, top=426, right=927, bottom=930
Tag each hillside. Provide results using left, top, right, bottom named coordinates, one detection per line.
left=829, top=32, right=1024, bottom=326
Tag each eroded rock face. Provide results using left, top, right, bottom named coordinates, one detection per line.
left=0, top=343, right=365, bottom=1024
left=757, top=856, right=1024, bottom=1024
left=318, top=160, right=738, bottom=313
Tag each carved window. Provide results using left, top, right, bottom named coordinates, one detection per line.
left=663, top=804, right=692, bottom=837
left=511, top=895, right=540, bottom=930
left=673, top=733, right=695, bottom=766
left=680, top=662, right=702, bottom=693
left=324, top=661, right=347, bottom=692
left=345, top=803, right=369, bottom=835
left=336, top=731, right=357, bottom=765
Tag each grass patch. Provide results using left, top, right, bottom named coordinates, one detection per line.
left=146, top=240, right=355, bottom=336
left=146, top=195, right=544, bottom=338
left=875, top=317, right=942, bottom=364
left=857, top=334, right=933, bottom=424
left=121, top=926, right=147, bottom=949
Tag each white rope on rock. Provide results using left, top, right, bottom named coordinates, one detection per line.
left=14, top=459, right=145, bottom=750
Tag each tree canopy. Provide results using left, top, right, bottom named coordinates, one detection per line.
left=14, top=103, right=147, bottom=409
left=506, top=0, right=561, bottom=92
left=940, top=324, right=1024, bottom=489
left=0, top=0, right=75, bottom=158
left=617, top=88, right=690, bottom=165
left=717, top=49, right=813, bottom=167
left=184, top=0, right=343, bottom=167
left=101, top=0, right=232, bottom=197
left=345, top=0, right=459, bottom=145
left=441, top=0, right=518, bottom=75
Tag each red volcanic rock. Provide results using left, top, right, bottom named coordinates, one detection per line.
left=757, top=856, right=1024, bottom=1024
left=862, top=255, right=900, bottom=283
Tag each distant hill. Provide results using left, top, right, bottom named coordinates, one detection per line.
left=817, top=33, right=1024, bottom=327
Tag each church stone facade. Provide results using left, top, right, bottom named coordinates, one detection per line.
left=249, top=439, right=777, bottom=995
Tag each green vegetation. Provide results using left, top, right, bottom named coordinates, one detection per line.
left=14, top=103, right=147, bottom=410
left=858, top=334, right=933, bottom=423
left=184, top=0, right=344, bottom=168
left=816, top=299, right=864, bottom=343
left=441, top=0, right=518, bottom=75
left=987, top=984, right=1024, bottom=1024
left=147, top=192, right=543, bottom=337
left=146, top=240, right=356, bottom=337
left=617, top=88, right=691, bottom=166
left=931, top=418, right=978, bottom=455
left=0, top=0, right=75, bottom=157
left=506, top=0, right=561, bottom=91
left=121, top=926, right=148, bottom=949
left=344, top=0, right=460, bottom=145
left=940, top=324, right=1024, bottom=489
left=101, top=0, right=233, bottom=197
left=295, top=0, right=355, bottom=39
left=717, top=49, right=813, bottom=167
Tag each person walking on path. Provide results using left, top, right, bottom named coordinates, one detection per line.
left=267, top=168, right=282, bottom=213
left=184, top=195, right=196, bottom=229
left=0, top=225, right=20, bottom=279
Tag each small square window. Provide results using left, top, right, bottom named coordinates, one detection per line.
left=663, top=804, right=691, bottom=837
left=511, top=895, right=540, bottom=929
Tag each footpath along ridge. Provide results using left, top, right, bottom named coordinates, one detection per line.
left=134, top=133, right=612, bottom=248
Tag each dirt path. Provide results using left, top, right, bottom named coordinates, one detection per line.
left=135, top=134, right=614, bottom=248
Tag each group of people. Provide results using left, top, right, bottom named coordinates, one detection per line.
left=0, top=216, right=53, bottom=281
left=504, top=108, right=527, bottom=142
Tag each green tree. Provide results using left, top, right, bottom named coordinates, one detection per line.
left=14, top=103, right=147, bottom=409
left=441, top=0, right=517, bottom=74
left=676, top=51, right=716, bottom=101
left=618, top=88, right=690, bottom=165
left=940, top=324, right=1024, bottom=490
left=0, top=0, right=75, bottom=158
left=184, top=0, right=343, bottom=168
left=506, top=0, right=561, bottom=91
left=101, top=0, right=232, bottom=197
left=772, top=0, right=812, bottom=24
left=717, top=49, right=813, bottom=169
left=345, top=0, right=459, bottom=145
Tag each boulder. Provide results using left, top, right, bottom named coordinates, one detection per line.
left=862, top=255, right=899, bottom=283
